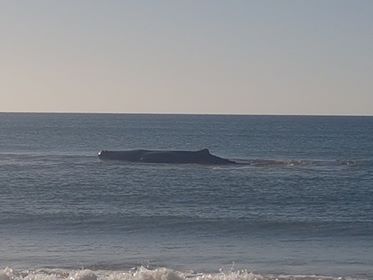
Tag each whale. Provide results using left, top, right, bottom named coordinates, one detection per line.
left=98, top=148, right=235, bottom=165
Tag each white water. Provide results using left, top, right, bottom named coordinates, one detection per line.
left=0, top=267, right=365, bottom=280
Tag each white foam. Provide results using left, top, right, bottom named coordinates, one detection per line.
left=71, top=270, right=98, bottom=280
left=0, top=267, right=365, bottom=280
left=0, top=268, right=12, bottom=280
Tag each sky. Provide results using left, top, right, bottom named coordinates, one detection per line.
left=1, top=0, right=372, bottom=115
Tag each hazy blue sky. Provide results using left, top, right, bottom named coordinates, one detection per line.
left=1, top=0, right=372, bottom=115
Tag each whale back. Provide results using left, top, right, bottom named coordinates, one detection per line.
left=98, top=148, right=234, bottom=165
left=198, top=148, right=210, bottom=155
left=140, top=149, right=205, bottom=163
left=98, top=149, right=146, bottom=161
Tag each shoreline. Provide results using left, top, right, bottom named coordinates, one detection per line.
left=0, top=266, right=369, bottom=280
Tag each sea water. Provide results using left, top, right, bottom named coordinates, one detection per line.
left=0, top=113, right=372, bottom=280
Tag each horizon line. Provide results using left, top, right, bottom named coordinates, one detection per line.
left=0, top=111, right=372, bottom=117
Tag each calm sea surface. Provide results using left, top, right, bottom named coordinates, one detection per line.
left=0, top=113, right=372, bottom=280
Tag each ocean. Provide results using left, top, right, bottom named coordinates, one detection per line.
left=0, top=113, right=372, bottom=280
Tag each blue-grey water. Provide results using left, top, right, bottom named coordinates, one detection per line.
left=0, top=113, right=372, bottom=280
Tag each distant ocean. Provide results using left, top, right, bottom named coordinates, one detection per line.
left=0, top=113, right=372, bottom=280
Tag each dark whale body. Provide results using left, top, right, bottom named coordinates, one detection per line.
left=98, top=149, right=235, bottom=165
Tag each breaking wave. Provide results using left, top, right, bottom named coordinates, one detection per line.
left=0, top=266, right=365, bottom=280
